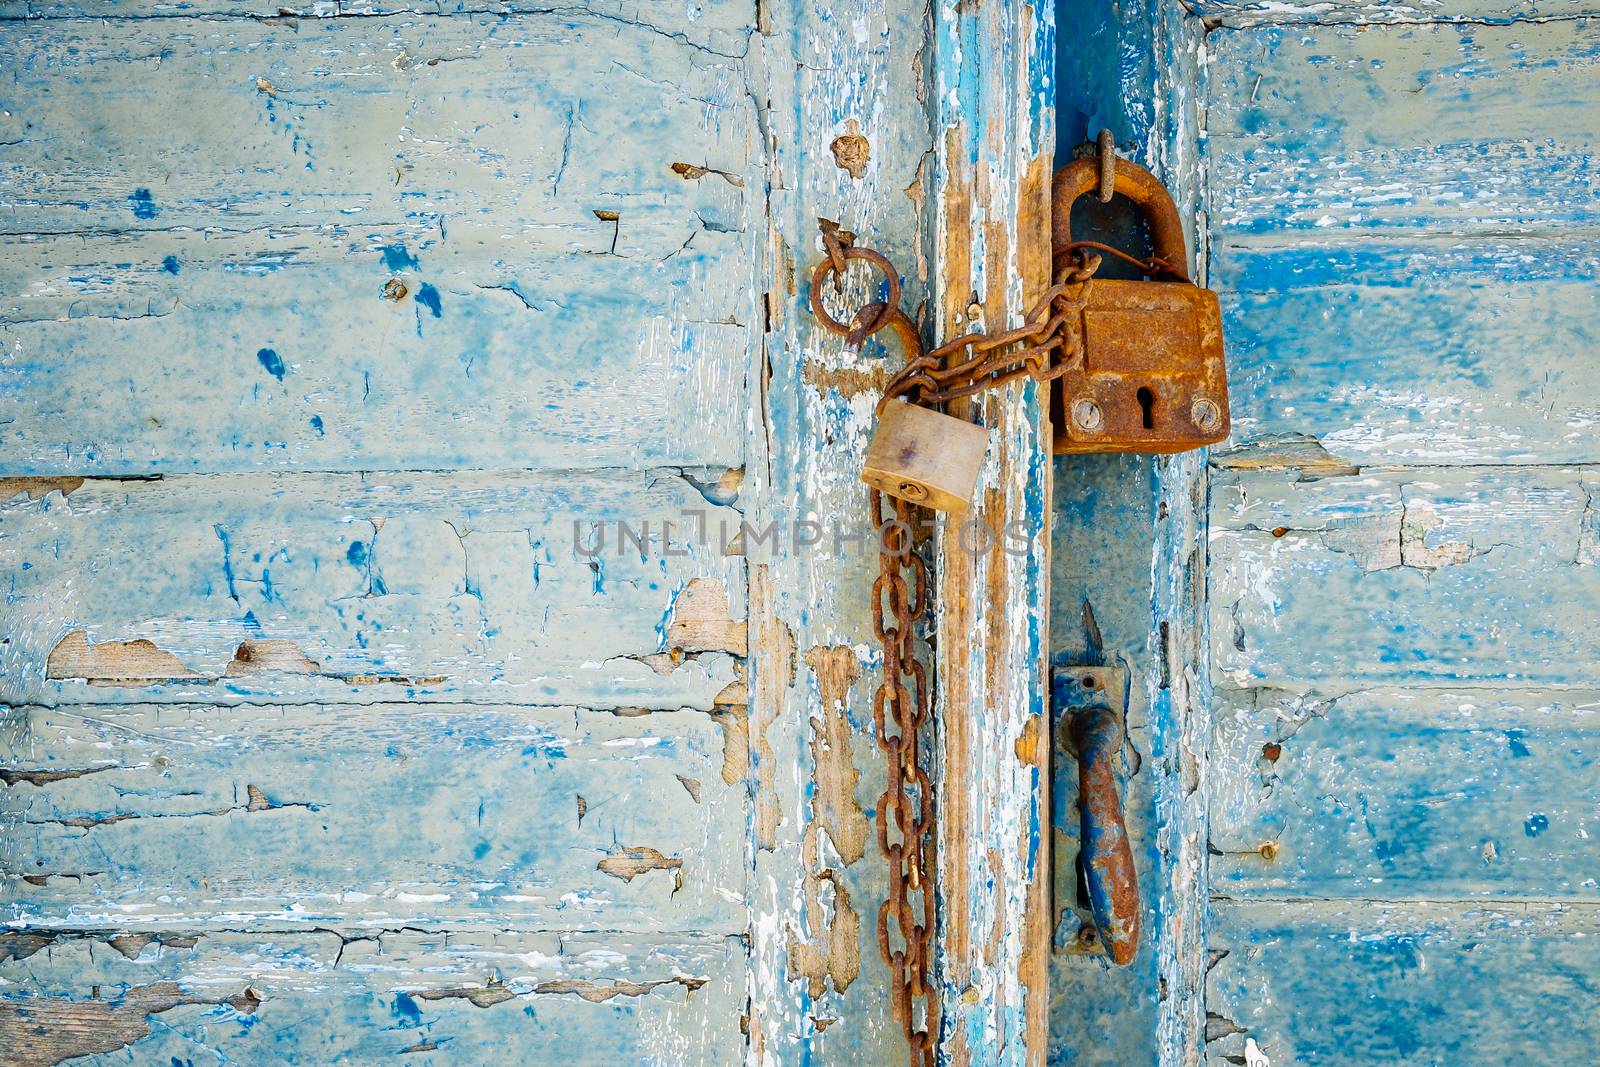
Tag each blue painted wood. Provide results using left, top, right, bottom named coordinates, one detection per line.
left=2, top=702, right=742, bottom=932
left=1209, top=21, right=1600, bottom=240
left=1210, top=465, right=1600, bottom=689
left=1049, top=3, right=1211, bottom=1064
left=0, top=471, right=745, bottom=709
left=1203, top=11, right=1600, bottom=1067
left=1190, top=0, right=1600, bottom=25
left=0, top=13, right=755, bottom=475
left=0, top=929, right=745, bottom=1065
left=1207, top=900, right=1600, bottom=1065
left=0, top=2, right=756, bottom=54
left=1211, top=687, right=1600, bottom=898
left=0, top=225, right=750, bottom=474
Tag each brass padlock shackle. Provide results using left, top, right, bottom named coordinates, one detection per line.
left=1051, top=156, right=1191, bottom=283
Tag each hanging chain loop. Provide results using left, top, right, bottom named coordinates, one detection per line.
left=809, top=217, right=1100, bottom=1065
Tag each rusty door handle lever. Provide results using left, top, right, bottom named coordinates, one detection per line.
left=1069, top=703, right=1140, bottom=966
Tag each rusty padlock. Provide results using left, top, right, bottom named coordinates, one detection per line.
left=861, top=399, right=988, bottom=514
left=1050, top=156, right=1229, bottom=454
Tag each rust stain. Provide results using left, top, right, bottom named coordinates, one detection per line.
left=785, top=825, right=862, bottom=998
left=596, top=845, right=683, bottom=883
left=225, top=639, right=321, bottom=676
left=663, top=578, right=748, bottom=655
left=46, top=630, right=200, bottom=684
left=829, top=120, right=871, bottom=179
left=803, top=645, right=868, bottom=865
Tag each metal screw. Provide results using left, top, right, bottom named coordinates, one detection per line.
left=896, top=481, right=929, bottom=503
left=1191, top=398, right=1221, bottom=433
left=1071, top=398, right=1104, bottom=433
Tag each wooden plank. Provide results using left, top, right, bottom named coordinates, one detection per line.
left=1206, top=899, right=1600, bottom=1066
left=0, top=929, right=744, bottom=1065
left=0, top=471, right=745, bottom=709
left=1211, top=687, right=1600, bottom=899
left=0, top=3, right=756, bottom=55
left=1, top=701, right=742, bottom=932
left=1190, top=0, right=1600, bottom=25
left=0, top=9, right=755, bottom=476
left=1214, top=233, right=1600, bottom=295
left=1209, top=465, right=1600, bottom=689
left=1218, top=281, right=1600, bottom=466
left=1047, top=4, right=1212, bottom=1064
left=0, top=222, right=749, bottom=475
left=1208, top=21, right=1600, bottom=240
left=0, top=15, right=751, bottom=233
left=741, top=0, right=932, bottom=1061
left=931, top=3, right=1055, bottom=1062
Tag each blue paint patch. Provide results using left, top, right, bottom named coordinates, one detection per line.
left=256, top=347, right=285, bottom=381
left=474, top=841, right=491, bottom=859
left=346, top=541, right=369, bottom=568
left=381, top=243, right=420, bottom=271
left=128, top=188, right=159, bottom=219
left=161, top=255, right=181, bottom=275
left=309, top=414, right=325, bottom=436
left=391, top=991, right=422, bottom=1028
left=1525, top=812, right=1549, bottom=837
left=1506, top=729, right=1532, bottom=757
left=416, top=283, right=443, bottom=318
left=213, top=524, right=240, bottom=603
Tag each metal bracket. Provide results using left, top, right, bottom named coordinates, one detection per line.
left=1052, top=664, right=1140, bottom=965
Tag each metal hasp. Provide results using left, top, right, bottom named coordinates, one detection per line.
left=1050, top=154, right=1230, bottom=455
left=1054, top=665, right=1140, bottom=966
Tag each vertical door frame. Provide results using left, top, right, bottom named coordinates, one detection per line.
left=929, top=4, right=1057, bottom=1064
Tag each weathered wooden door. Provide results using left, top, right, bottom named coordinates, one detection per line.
left=0, top=2, right=1065, bottom=1064
left=1047, top=3, right=1600, bottom=1066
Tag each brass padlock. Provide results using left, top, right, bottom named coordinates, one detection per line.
left=1050, top=157, right=1229, bottom=454
left=861, top=399, right=988, bottom=514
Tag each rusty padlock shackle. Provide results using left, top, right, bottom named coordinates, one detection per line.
left=1052, top=155, right=1191, bottom=284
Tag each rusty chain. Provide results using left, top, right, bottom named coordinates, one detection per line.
left=809, top=217, right=1111, bottom=1064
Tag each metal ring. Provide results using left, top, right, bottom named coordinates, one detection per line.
left=810, top=245, right=903, bottom=336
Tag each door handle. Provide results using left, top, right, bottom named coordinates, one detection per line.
left=1054, top=667, right=1140, bottom=965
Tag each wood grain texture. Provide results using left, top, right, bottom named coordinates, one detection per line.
left=1208, top=20, right=1600, bottom=467
left=0, top=929, right=744, bottom=1065
left=1203, top=11, right=1600, bottom=1067
left=0, top=13, right=755, bottom=475
left=0, top=15, right=751, bottom=233
left=1189, top=0, right=1600, bottom=25
left=1217, top=281, right=1600, bottom=466
left=1207, top=900, right=1600, bottom=1066
left=1209, top=20, right=1600, bottom=240
left=931, top=3, right=1055, bottom=1063
left=0, top=470, right=745, bottom=709
left=2, top=702, right=740, bottom=932
left=1209, top=464, right=1600, bottom=690
left=742, top=0, right=932, bottom=1061
left=1211, top=686, right=1600, bottom=900
left=0, top=224, right=749, bottom=475
left=1049, top=6, right=1211, bottom=1065
left=0, top=3, right=756, bottom=54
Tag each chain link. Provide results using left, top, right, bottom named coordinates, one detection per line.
left=810, top=217, right=1104, bottom=1064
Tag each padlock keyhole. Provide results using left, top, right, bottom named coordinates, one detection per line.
left=1137, top=386, right=1156, bottom=430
